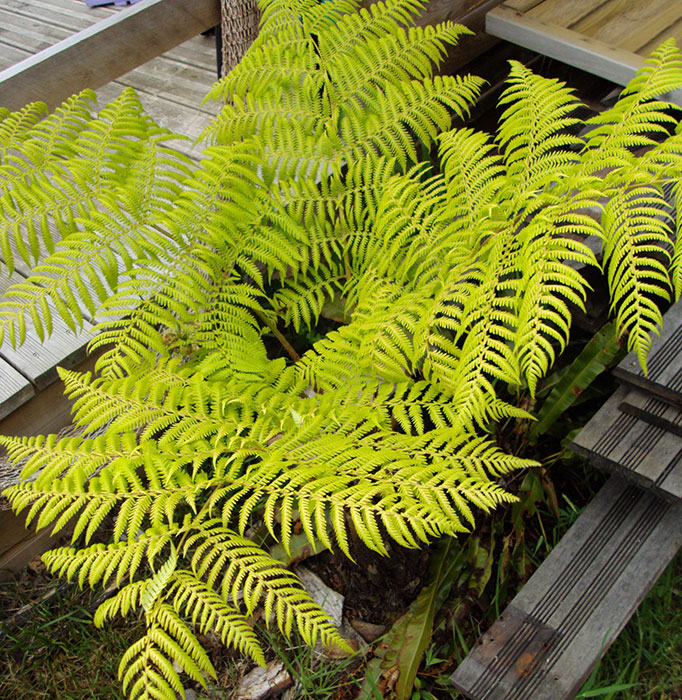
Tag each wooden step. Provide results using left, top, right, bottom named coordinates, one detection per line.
left=450, top=476, right=682, bottom=700
left=613, top=301, right=682, bottom=405
left=619, top=388, right=682, bottom=439
left=570, top=386, right=682, bottom=502
left=486, top=2, right=682, bottom=106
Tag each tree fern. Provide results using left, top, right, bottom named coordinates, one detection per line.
left=3, top=1, right=682, bottom=698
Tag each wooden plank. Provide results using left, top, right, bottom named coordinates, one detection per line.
left=16, top=0, right=117, bottom=25
left=115, top=57, right=218, bottom=112
left=451, top=476, right=682, bottom=700
left=0, top=8, right=71, bottom=56
left=506, top=0, right=546, bottom=11
left=486, top=5, right=644, bottom=85
left=0, top=272, right=93, bottom=390
left=585, top=0, right=682, bottom=54
left=0, top=43, right=31, bottom=72
left=0, top=360, right=34, bottom=422
left=0, top=0, right=221, bottom=112
left=0, top=0, right=97, bottom=34
left=570, top=387, right=682, bottom=501
left=620, top=388, right=682, bottom=439
left=523, top=0, right=607, bottom=28
left=571, top=0, right=643, bottom=37
left=485, top=4, right=682, bottom=105
left=95, top=82, right=212, bottom=157
left=0, top=509, right=56, bottom=581
left=639, top=16, right=682, bottom=57
left=613, top=301, right=682, bottom=404
left=0, top=351, right=99, bottom=447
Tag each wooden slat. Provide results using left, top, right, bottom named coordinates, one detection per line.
left=95, top=82, right=212, bottom=156
left=620, top=388, right=682, bottom=439
left=0, top=43, right=31, bottom=72
left=451, top=476, right=682, bottom=700
left=0, top=0, right=107, bottom=34
left=613, top=301, right=682, bottom=403
left=0, top=273, right=93, bottom=391
left=0, top=0, right=221, bottom=112
left=640, top=16, right=682, bottom=57
left=115, top=57, right=218, bottom=113
left=486, top=4, right=644, bottom=85
left=584, top=0, right=682, bottom=53
left=523, top=0, right=606, bottom=28
left=485, top=4, right=682, bottom=105
left=571, top=0, right=643, bottom=38
left=570, top=387, right=682, bottom=501
left=0, top=360, right=34, bottom=421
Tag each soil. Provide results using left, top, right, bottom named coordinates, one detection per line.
left=303, top=533, right=431, bottom=628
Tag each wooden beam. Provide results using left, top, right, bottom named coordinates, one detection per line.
left=486, top=4, right=682, bottom=106
left=0, top=0, right=220, bottom=112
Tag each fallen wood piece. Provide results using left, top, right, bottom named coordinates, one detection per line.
left=571, top=386, right=682, bottom=502
left=236, top=660, right=292, bottom=700
left=450, top=476, right=682, bottom=700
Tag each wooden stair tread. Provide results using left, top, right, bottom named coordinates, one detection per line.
left=450, top=476, right=682, bottom=700
left=613, top=302, right=682, bottom=404
left=570, top=386, right=682, bottom=501
left=619, top=388, right=682, bottom=438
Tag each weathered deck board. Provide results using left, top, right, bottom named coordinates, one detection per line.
left=487, top=1, right=682, bottom=97
left=0, top=0, right=220, bottom=156
left=0, top=273, right=92, bottom=391
left=451, top=476, right=682, bottom=700
left=620, top=388, right=682, bottom=438
left=0, top=361, right=34, bottom=422
left=571, top=386, right=682, bottom=502
left=613, top=301, right=682, bottom=404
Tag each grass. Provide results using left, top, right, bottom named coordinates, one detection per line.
left=0, top=577, right=145, bottom=699
left=575, top=548, right=682, bottom=700
left=0, top=465, right=679, bottom=700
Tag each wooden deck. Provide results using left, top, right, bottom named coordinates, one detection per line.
left=0, top=0, right=220, bottom=154
left=487, top=0, right=682, bottom=93
left=0, top=0, right=220, bottom=478
left=503, top=0, right=682, bottom=56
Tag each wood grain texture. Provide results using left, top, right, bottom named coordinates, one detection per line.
left=0, top=0, right=220, bottom=112
left=639, top=16, right=682, bottom=57
left=0, top=273, right=93, bottom=390
left=613, top=301, right=682, bottom=403
left=486, top=5, right=645, bottom=85
left=451, top=476, right=682, bottom=699
left=0, top=361, right=34, bottom=422
left=0, top=509, right=56, bottom=580
left=571, top=386, right=682, bottom=501
left=486, top=3, right=682, bottom=105
left=524, top=0, right=608, bottom=27
left=586, top=0, right=682, bottom=53
left=620, top=388, right=682, bottom=440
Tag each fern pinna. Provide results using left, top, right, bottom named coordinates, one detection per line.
left=2, top=0, right=682, bottom=697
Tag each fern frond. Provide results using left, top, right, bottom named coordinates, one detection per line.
left=601, top=186, right=673, bottom=369
left=497, top=61, right=583, bottom=194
